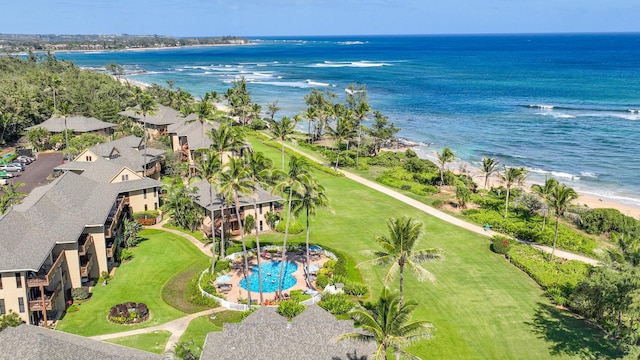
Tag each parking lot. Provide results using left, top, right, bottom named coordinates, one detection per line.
left=5, top=152, right=64, bottom=194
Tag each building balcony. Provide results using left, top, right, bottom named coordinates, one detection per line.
left=80, top=255, right=95, bottom=278
left=105, top=195, right=127, bottom=238
left=28, top=282, right=62, bottom=312
left=106, top=241, right=116, bottom=258
left=27, top=251, right=65, bottom=288
left=78, top=234, right=94, bottom=256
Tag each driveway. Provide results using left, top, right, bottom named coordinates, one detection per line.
left=7, top=152, right=64, bottom=194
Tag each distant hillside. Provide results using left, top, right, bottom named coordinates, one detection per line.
left=0, top=34, right=249, bottom=53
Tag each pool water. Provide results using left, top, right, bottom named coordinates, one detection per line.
left=239, top=261, right=298, bottom=293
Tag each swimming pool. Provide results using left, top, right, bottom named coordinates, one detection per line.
left=239, top=261, right=298, bottom=293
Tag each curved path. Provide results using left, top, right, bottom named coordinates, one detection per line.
left=283, top=143, right=600, bottom=266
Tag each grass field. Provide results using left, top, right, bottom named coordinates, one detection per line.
left=105, top=330, right=171, bottom=354
left=179, top=311, right=245, bottom=350
left=250, top=137, right=621, bottom=359
left=56, top=229, right=210, bottom=336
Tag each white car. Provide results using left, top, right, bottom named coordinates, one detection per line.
left=0, top=164, right=22, bottom=172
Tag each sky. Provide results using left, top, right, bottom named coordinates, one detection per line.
left=2, top=0, right=639, bottom=37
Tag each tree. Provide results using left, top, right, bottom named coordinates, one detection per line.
left=218, top=157, right=254, bottom=305
left=132, top=93, right=157, bottom=176
left=0, top=310, right=23, bottom=332
left=304, top=88, right=336, bottom=143
left=266, top=100, right=280, bottom=121
left=273, top=155, right=311, bottom=295
left=367, top=110, right=399, bottom=156
left=547, top=183, right=578, bottom=260
left=172, top=340, right=201, bottom=360
left=26, top=127, right=49, bottom=152
left=455, top=180, right=471, bottom=209
left=291, top=175, right=329, bottom=284
left=607, top=232, right=640, bottom=268
left=364, top=217, right=443, bottom=308
left=436, top=147, right=455, bottom=186
left=269, top=116, right=297, bottom=171
left=56, top=100, right=73, bottom=160
left=161, top=180, right=203, bottom=232
left=340, top=287, right=433, bottom=360
left=326, top=109, right=356, bottom=170
left=531, top=177, right=558, bottom=232
left=46, top=74, right=63, bottom=112
left=123, top=217, right=143, bottom=248
left=501, top=166, right=528, bottom=219
left=0, top=112, right=13, bottom=145
left=346, top=83, right=371, bottom=168
left=209, top=123, right=245, bottom=164
left=105, top=63, right=124, bottom=83
left=190, top=149, right=222, bottom=271
left=0, top=182, right=27, bottom=214
left=480, top=157, right=499, bottom=190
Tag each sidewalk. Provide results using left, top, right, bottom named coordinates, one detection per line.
left=283, top=143, right=600, bottom=266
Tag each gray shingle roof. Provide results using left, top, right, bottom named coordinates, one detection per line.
left=190, top=180, right=283, bottom=210
left=167, top=118, right=219, bottom=151
left=87, top=135, right=165, bottom=172
left=200, top=305, right=375, bottom=360
left=119, top=104, right=195, bottom=126
left=26, top=115, right=116, bottom=133
left=0, top=172, right=120, bottom=271
left=0, top=325, right=162, bottom=360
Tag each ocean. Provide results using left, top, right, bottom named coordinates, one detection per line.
left=55, top=34, right=640, bottom=206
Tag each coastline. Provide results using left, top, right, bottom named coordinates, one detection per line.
left=49, top=42, right=253, bottom=55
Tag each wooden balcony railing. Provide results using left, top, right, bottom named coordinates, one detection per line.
left=78, top=234, right=93, bottom=256
left=80, top=255, right=94, bottom=278
left=28, top=282, right=62, bottom=312
left=105, top=195, right=127, bottom=238
left=27, top=251, right=65, bottom=288
left=106, top=242, right=116, bottom=258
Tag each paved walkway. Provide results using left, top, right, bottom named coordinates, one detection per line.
left=149, top=218, right=212, bottom=257
left=90, top=307, right=223, bottom=352
left=283, top=144, right=600, bottom=266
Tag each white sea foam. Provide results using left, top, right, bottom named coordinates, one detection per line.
left=249, top=80, right=322, bottom=89
left=536, top=112, right=576, bottom=119
left=313, top=61, right=390, bottom=68
left=338, top=41, right=366, bottom=45
left=306, top=80, right=330, bottom=87
left=529, top=104, right=554, bottom=110
left=580, top=171, right=598, bottom=178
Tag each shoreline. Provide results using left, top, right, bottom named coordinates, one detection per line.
left=49, top=42, right=253, bottom=55
left=393, top=145, right=640, bottom=219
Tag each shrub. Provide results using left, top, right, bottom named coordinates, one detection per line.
left=289, top=290, right=311, bottom=302
left=316, top=274, right=330, bottom=289
left=119, top=248, right=133, bottom=261
left=186, top=274, right=219, bottom=307
left=320, top=293, right=354, bottom=315
left=343, top=281, right=369, bottom=297
left=214, top=260, right=231, bottom=273
left=136, top=218, right=156, bottom=226
left=490, top=236, right=512, bottom=255
left=66, top=304, right=80, bottom=313
left=580, top=208, right=640, bottom=238
left=108, top=302, right=150, bottom=324
left=277, top=300, right=305, bottom=319
left=133, top=210, right=160, bottom=220
left=432, top=199, right=444, bottom=209
left=71, top=287, right=90, bottom=301
left=275, top=219, right=304, bottom=234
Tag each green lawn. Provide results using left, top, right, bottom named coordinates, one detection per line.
left=250, top=136, right=621, bottom=359
left=179, top=311, right=244, bottom=350
left=56, top=229, right=210, bottom=336
left=105, top=330, right=171, bottom=354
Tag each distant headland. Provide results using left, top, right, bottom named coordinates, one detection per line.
left=0, top=34, right=249, bottom=53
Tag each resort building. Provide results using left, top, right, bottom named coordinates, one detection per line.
left=167, top=117, right=218, bottom=165
left=120, top=104, right=195, bottom=139
left=0, top=147, right=163, bottom=325
left=26, top=115, right=117, bottom=136
left=191, top=179, right=283, bottom=237
left=72, top=135, right=165, bottom=179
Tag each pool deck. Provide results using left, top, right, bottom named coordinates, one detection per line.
left=218, top=250, right=328, bottom=304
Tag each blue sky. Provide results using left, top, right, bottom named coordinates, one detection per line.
left=3, top=0, right=639, bottom=36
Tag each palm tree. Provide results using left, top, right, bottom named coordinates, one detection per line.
left=501, top=166, right=528, bottom=219
left=480, top=157, right=500, bottom=190
left=56, top=101, right=73, bottom=161
left=436, top=148, right=455, bottom=186
left=269, top=116, right=297, bottom=171
left=132, top=93, right=157, bottom=176
left=531, top=177, right=558, bottom=232
left=340, top=287, right=433, bottom=360
left=218, top=157, right=255, bottom=304
left=273, top=155, right=311, bottom=296
left=47, top=74, right=63, bottom=112
left=190, top=149, right=222, bottom=271
left=548, top=183, right=578, bottom=260
left=607, top=232, right=640, bottom=267
left=209, top=123, right=246, bottom=164
left=291, top=175, right=329, bottom=285
left=364, top=217, right=443, bottom=308
left=0, top=182, right=27, bottom=214
left=326, top=112, right=356, bottom=170
left=346, top=83, right=371, bottom=169
left=266, top=101, right=280, bottom=121
left=244, top=151, right=274, bottom=304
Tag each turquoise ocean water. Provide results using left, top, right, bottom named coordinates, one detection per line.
left=56, top=34, right=640, bottom=206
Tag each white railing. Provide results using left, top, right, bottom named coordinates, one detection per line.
left=197, top=269, right=251, bottom=311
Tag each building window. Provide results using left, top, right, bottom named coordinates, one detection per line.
left=15, top=273, right=22, bottom=288
left=121, top=174, right=129, bottom=181
left=0, top=274, right=3, bottom=290
left=154, top=202, right=158, bottom=210
left=144, top=204, right=148, bottom=211
left=0, top=299, right=5, bottom=315
left=85, top=155, right=92, bottom=161
left=259, top=204, right=263, bottom=214
left=18, top=297, right=24, bottom=313
left=143, top=189, right=147, bottom=199
left=153, top=187, right=157, bottom=197
left=259, top=221, right=263, bottom=231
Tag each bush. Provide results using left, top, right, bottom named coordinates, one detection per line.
left=316, top=274, right=330, bottom=289
left=66, top=304, right=80, bottom=313
left=276, top=219, right=304, bottom=234
left=490, top=236, right=512, bottom=255
left=319, top=293, right=354, bottom=315
left=432, top=199, right=444, bottom=209
left=71, top=287, right=90, bottom=301
left=108, top=302, right=150, bottom=324
left=133, top=210, right=160, bottom=220
left=277, top=300, right=305, bottom=319
left=289, top=290, right=312, bottom=302
left=119, top=248, right=133, bottom=261
left=187, top=274, right=219, bottom=307
left=214, top=260, right=231, bottom=273
left=343, top=281, right=369, bottom=297
left=580, top=208, right=640, bottom=238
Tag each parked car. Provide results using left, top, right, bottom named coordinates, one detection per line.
left=10, top=163, right=25, bottom=171
left=13, top=158, right=31, bottom=165
left=0, top=164, right=22, bottom=172
left=17, top=155, right=35, bottom=164
left=0, top=170, right=13, bottom=179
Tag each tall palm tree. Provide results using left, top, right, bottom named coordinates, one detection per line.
left=531, top=177, right=558, bottom=232
left=133, top=93, right=157, bottom=177
left=266, top=101, right=280, bottom=121
left=607, top=232, right=640, bottom=267
left=346, top=83, right=371, bottom=169
left=273, top=155, right=311, bottom=296
left=436, top=148, right=455, bottom=186
left=218, top=157, right=255, bottom=304
left=56, top=101, right=73, bottom=161
left=190, top=149, right=222, bottom=272
left=547, top=183, right=578, bottom=260
left=480, top=157, right=499, bottom=190
left=47, top=74, right=63, bottom=112
left=364, top=217, right=443, bottom=308
left=209, top=123, right=246, bottom=164
left=291, top=175, right=329, bottom=285
left=340, top=287, right=433, bottom=360
left=186, top=100, right=215, bottom=175
left=501, top=166, right=528, bottom=219
left=244, top=151, right=274, bottom=304
left=269, top=116, right=297, bottom=171
left=326, top=112, right=356, bottom=170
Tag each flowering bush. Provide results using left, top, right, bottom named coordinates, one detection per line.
left=108, top=302, right=149, bottom=324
